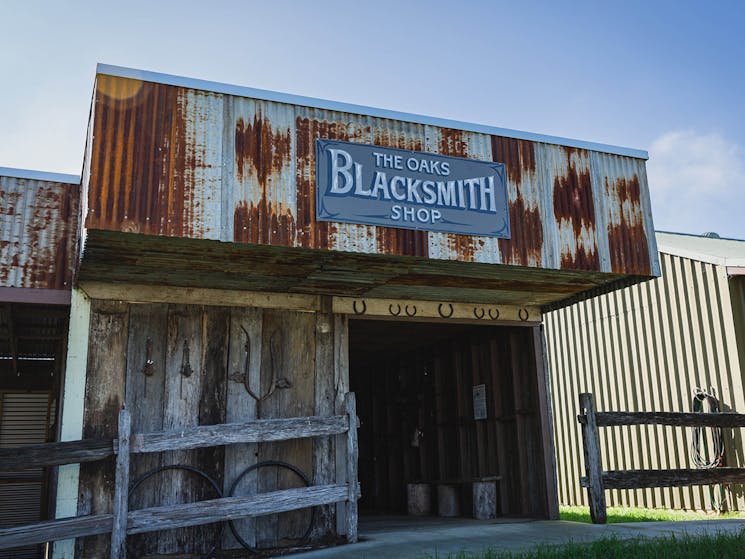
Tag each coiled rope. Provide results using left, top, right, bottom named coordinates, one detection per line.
left=690, top=387, right=725, bottom=510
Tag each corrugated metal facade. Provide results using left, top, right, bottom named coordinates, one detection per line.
left=546, top=251, right=745, bottom=511
left=0, top=174, right=80, bottom=291
left=83, top=72, right=659, bottom=278
left=0, top=391, right=53, bottom=559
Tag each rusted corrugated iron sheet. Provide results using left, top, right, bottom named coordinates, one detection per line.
left=84, top=72, right=660, bottom=281
left=0, top=175, right=79, bottom=290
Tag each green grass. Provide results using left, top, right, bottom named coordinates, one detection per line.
left=429, top=531, right=745, bottom=559
left=559, top=505, right=744, bottom=524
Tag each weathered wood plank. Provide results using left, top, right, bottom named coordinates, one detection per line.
left=77, top=300, right=129, bottom=558
left=334, top=314, right=350, bottom=534
left=110, top=409, right=131, bottom=559
left=533, top=326, right=560, bottom=519
left=580, top=467, right=745, bottom=490
left=312, top=310, right=337, bottom=539
left=124, top=302, right=167, bottom=558
left=132, top=416, right=348, bottom=453
left=79, top=281, right=320, bottom=311
left=222, top=306, right=261, bottom=550
left=579, top=393, right=607, bottom=524
left=345, top=393, right=359, bottom=543
left=595, top=411, right=745, bottom=428
left=0, top=514, right=114, bottom=549
left=0, top=439, right=114, bottom=471
left=127, top=484, right=348, bottom=535
left=332, top=297, right=541, bottom=324
left=160, top=304, right=204, bottom=555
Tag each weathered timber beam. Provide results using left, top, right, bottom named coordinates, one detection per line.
left=332, top=296, right=541, bottom=325
left=127, top=484, right=348, bottom=534
left=580, top=467, right=745, bottom=490
left=79, top=281, right=320, bottom=311
left=0, top=439, right=115, bottom=471
left=0, top=514, right=113, bottom=549
left=595, top=411, right=745, bottom=428
left=131, top=415, right=348, bottom=454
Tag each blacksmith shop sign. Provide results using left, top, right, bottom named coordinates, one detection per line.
left=316, top=139, right=510, bottom=237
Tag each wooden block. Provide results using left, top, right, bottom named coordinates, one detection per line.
left=472, top=481, right=496, bottom=520
left=407, top=483, right=431, bottom=516
left=437, top=485, right=460, bottom=517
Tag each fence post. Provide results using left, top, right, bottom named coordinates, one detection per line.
left=344, top=393, right=359, bottom=543
left=579, top=393, right=606, bottom=524
left=111, top=408, right=131, bottom=559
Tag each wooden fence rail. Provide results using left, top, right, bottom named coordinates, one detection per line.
left=0, top=393, right=359, bottom=557
left=577, top=392, right=745, bottom=523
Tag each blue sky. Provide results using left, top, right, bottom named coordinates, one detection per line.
left=2, top=0, right=744, bottom=238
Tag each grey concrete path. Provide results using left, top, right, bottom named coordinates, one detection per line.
left=286, top=515, right=745, bottom=558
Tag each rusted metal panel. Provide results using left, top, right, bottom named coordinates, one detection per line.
left=87, top=76, right=223, bottom=239
left=492, top=136, right=547, bottom=268
left=83, top=72, right=660, bottom=301
left=0, top=175, right=79, bottom=290
left=543, top=144, right=599, bottom=271
left=590, top=152, right=658, bottom=276
left=224, top=97, right=296, bottom=247
left=295, top=107, right=371, bottom=252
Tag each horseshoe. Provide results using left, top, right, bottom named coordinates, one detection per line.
left=405, top=305, right=417, bottom=317
left=438, top=303, right=454, bottom=318
left=389, top=304, right=402, bottom=316
left=473, top=307, right=485, bottom=319
left=519, top=308, right=529, bottom=322
left=488, top=308, right=500, bottom=320
left=352, top=300, right=367, bottom=315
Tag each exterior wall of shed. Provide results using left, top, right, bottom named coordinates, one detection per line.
left=73, top=298, right=350, bottom=557
left=545, top=252, right=745, bottom=512
left=82, top=74, right=659, bottom=277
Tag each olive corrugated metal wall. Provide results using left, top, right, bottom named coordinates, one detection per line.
left=83, top=73, right=660, bottom=277
left=545, top=252, right=745, bottom=511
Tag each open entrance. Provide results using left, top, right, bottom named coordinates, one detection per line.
left=0, top=303, right=68, bottom=559
left=349, top=319, right=552, bottom=523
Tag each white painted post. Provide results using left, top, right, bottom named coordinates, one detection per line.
left=53, top=288, right=91, bottom=559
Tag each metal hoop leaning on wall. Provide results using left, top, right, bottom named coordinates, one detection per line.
left=227, top=460, right=316, bottom=554
left=128, top=465, right=224, bottom=559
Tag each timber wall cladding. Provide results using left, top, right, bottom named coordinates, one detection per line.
left=76, top=300, right=347, bottom=557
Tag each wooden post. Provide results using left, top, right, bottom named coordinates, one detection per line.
left=344, top=393, right=359, bottom=543
left=111, top=408, right=131, bottom=559
left=578, top=393, right=606, bottom=524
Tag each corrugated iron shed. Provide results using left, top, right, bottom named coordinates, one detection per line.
left=78, top=65, right=660, bottom=309
left=0, top=169, right=80, bottom=299
left=546, top=231, right=745, bottom=511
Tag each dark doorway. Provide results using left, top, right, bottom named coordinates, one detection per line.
left=0, top=303, right=68, bottom=559
left=349, top=319, right=551, bottom=520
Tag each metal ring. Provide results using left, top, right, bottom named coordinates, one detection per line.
left=128, top=465, right=223, bottom=559
left=389, top=303, right=401, bottom=316
left=519, top=308, right=529, bottom=321
left=352, top=300, right=367, bottom=315
left=488, top=308, right=500, bottom=320
left=228, top=460, right=315, bottom=553
left=405, top=305, right=417, bottom=317
left=473, top=307, right=485, bottom=319
left=438, top=303, right=454, bottom=318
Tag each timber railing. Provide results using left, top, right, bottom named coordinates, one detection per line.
left=578, top=392, right=745, bottom=523
left=0, top=393, right=359, bottom=557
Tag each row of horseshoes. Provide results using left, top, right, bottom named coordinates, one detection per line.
left=351, top=300, right=530, bottom=321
